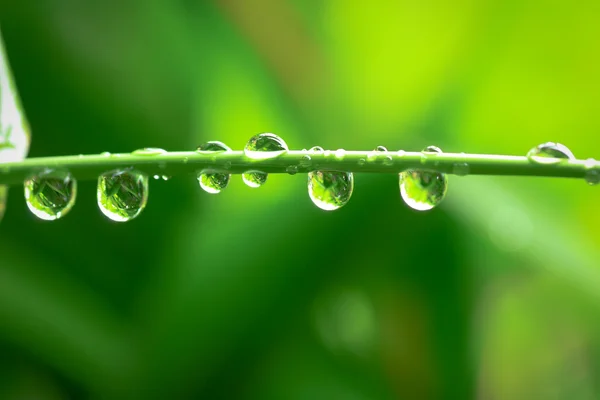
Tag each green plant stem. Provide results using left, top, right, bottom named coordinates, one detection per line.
left=0, top=150, right=598, bottom=186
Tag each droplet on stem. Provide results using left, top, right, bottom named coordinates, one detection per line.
left=132, top=147, right=167, bottom=156
left=308, top=171, right=354, bottom=211
left=242, top=133, right=288, bottom=187
left=24, top=170, right=77, bottom=221
left=399, top=146, right=448, bottom=211
left=97, top=169, right=148, bottom=222
left=527, top=142, right=574, bottom=164
left=197, top=142, right=232, bottom=193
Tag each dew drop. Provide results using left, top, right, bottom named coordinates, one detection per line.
left=242, top=171, right=268, bottom=188
left=286, top=165, right=298, bottom=175
left=161, top=175, right=170, bottom=181
left=324, top=150, right=332, bottom=157
left=383, top=156, right=393, bottom=166
left=183, top=157, right=189, bottom=164
left=299, top=155, right=312, bottom=168
left=24, top=170, right=77, bottom=221
left=244, top=133, right=288, bottom=159
left=358, top=158, right=366, bottom=166
left=223, top=161, right=232, bottom=169
left=198, top=169, right=230, bottom=194
left=452, top=162, right=470, bottom=176
left=334, top=149, right=346, bottom=159
left=97, top=169, right=148, bottom=222
left=310, top=146, right=324, bottom=154
left=584, top=158, right=600, bottom=186
left=197, top=141, right=231, bottom=154
left=132, top=147, right=167, bottom=156
left=422, top=145, right=442, bottom=154
left=399, top=146, right=447, bottom=211
left=375, top=145, right=388, bottom=152
left=308, top=171, right=354, bottom=211
left=100, top=152, right=111, bottom=157
left=368, top=145, right=387, bottom=160
left=527, top=142, right=574, bottom=164
left=153, top=175, right=160, bottom=180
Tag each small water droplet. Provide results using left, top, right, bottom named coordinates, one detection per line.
left=399, top=146, right=447, bottom=211
left=310, top=146, right=324, bottom=154
left=153, top=175, right=160, bottom=180
left=452, top=162, right=470, bottom=176
left=397, top=150, right=406, bottom=157
left=161, top=175, right=170, bottom=181
left=324, top=150, right=332, bottom=157
left=183, top=157, right=189, bottom=164
left=132, top=147, right=167, bottom=156
left=223, top=161, right=232, bottom=169
left=286, top=165, right=298, bottom=175
left=368, top=145, right=387, bottom=160
left=198, top=169, right=230, bottom=194
left=527, top=142, right=574, bottom=164
left=308, top=171, right=354, bottom=211
left=584, top=158, right=600, bottom=185
left=375, top=145, right=388, bottom=152
left=197, top=141, right=231, bottom=154
left=334, top=149, right=346, bottom=159
left=299, top=155, right=312, bottom=168
left=242, top=170, right=268, bottom=188
left=24, top=170, right=77, bottom=221
left=420, top=145, right=442, bottom=165
left=244, top=133, right=288, bottom=159
left=97, top=169, right=148, bottom=222
left=383, top=156, right=393, bottom=166
left=100, top=152, right=111, bottom=157
left=358, top=158, right=366, bottom=166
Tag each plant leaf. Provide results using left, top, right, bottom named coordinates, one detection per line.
left=0, top=26, right=31, bottom=222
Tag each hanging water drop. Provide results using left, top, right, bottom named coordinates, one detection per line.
left=584, top=158, right=600, bottom=186
left=24, top=170, right=77, bottom=221
left=527, top=142, right=574, bottom=164
left=244, top=133, right=288, bottom=159
left=198, top=169, right=230, bottom=194
left=286, top=165, right=299, bottom=175
left=399, top=146, right=448, bottom=211
left=97, top=169, right=149, bottom=222
left=308, top=171, right=354, bottom=211
left=242, top=170, right=268, bottom=188
left=132, top=147, right=167, bottom=156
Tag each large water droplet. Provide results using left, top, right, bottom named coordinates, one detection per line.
left=132, top=147, right=167, bottom=156
left=527, top=142, right=574, bottom=164
left=244, top=133, right=288, bottom=159
left=97, top=169, right=148, bottom=222
left=399, top=146, right=447, bottom=211
left=198, top=169, right=230, bottom=194
left=242, top=171, right=268, bottom=188
left=308, top=171, right=354, bottom=211
left=24, top=170, right=77, bottom=221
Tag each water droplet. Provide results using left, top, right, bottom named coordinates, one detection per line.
left=420, top=145, right=442, bottom=165
left=198, top=169, right=230, bottom=194
left=197, top=141, right=231, bottom=154
left=24, top=170, right=77, bottom=221
left=286, top=165, right=299, bottom=175
left=452, top=162, right=470, bottom=176
left=243, top=133, right=288, bottom=159
left=100, top=152, right=111, bottom=157
left=358, top=158, right=366, bottom=166
left=310, top=146, right=324, bottom=154
left=399, top=146, right=448, bottom=211
left=308, top=171, right=354, bottom=211
left=383, top=156, right=393, bottom=166
left=397, top=150, right=406, bottom=157
left=132, top=147, right=167, bottom=156
left=527, top=142, right=574, bottom=164
left=375, top=145, right=388, bottom=152
left=299, top=155, right=312, bottom=168
left=368, top=145, right=387, bottom=160
left=183, top=157, right=189, bottom=164
left=242, top=171, right=268, bottom=188
left=334, top=149, right=346, bottom=159
left=161, top=175, right=170, bottom=181
left=584, top=158, right=600, bottom=185
left=324, top=150, right=332, bottom=157
left=97, top=169, right=148, bottom=222
left=153, top=175, right=160, bottom=180
left=223, top=161, right=232, bottom=169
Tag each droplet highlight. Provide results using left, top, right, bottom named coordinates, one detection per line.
left=97, top=169, right=149, bottom=222
left=244, top=133, right=288, bottom=159
left=399, top=146, right=447, bottom=211
left=527, top=142, right=574, bottom=164
left=308, top=171, right=354, bottom=211
left=132, top=147, right=167, bottom=156
left=24, top=170, right=77, bottom=221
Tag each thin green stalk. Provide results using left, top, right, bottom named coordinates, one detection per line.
left=0, top=150, right=598, bottom=186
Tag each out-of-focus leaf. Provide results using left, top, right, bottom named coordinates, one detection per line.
left=0, top=26, right=30, bottom=222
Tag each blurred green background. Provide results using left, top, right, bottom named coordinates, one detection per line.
left=1, top=1, right=600, bottom=399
